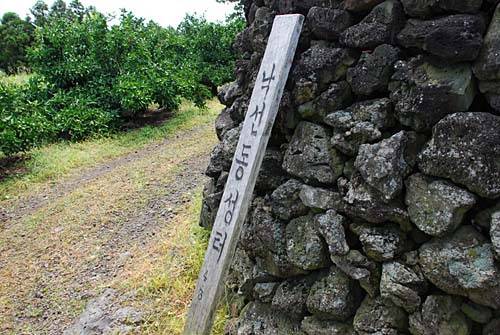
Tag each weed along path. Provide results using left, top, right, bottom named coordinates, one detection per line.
left=0, top=101, right=224, bottom=334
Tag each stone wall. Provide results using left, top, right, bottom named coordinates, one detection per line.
left=201, top=0, right=500, bottom=334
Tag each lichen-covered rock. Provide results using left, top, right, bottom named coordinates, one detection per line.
left=351, top=223, right=407, bottom=261
left=286, top=215, right=330, bottom=271
left=389, top=58, right=476, bottom=131
left=397, top=15, right=485, bottom=62
left=298, top=81, right=352, bottom=122
left=301, top=316, right=355, bottom=335
left=419, top=226, right=500, bottom=309
left=227, top=248, right=275, bottom=298
left=418, top=112, right=500, bottom=199
left=253, top=282, right=279, bottom=303
left=405, top=174, right=476, bottom=237
left=474, top=4, right=500, bottom=82
left=331, top=250, right=381, bottom=297
left=315, top=210, right=350, bottom=256
left=299, top=184, right=341, bottom=211
left=283, top=122, right=345, bottom=185
left=306, top=266, right=362, bottom=321
left=218, top=80, right=242, bottom=106
left=341, top=0, right=406, bottom=49
left=215, top=108, right=236, bottom=140
left=256, top=150, right=287, bottom=192
left=355, top=131, right=419, bottom=201
left=340, top=173, right=410, bottom=229
left=343, top=0, right=385, bottom=12
left=325, top=98, right=395, bottom=156
left=409, top=295, right=470, bottom=335
left=206, top=125, right=241, bottom=177
left=237, top=302, right=304, bottom=335
left=347, top=44, right=401, bottom=96
left=461, top=301, right=493, bottom=324
left=270, top=179, right=309, bottom=221
left=292, top=44, right=357, bottom=91
left=272, top=276, right=316, bottom=316
left=307, top=7, right=353, bottom=41
left=474, top=4, right=500, bottom=111
left=353, top=296, right=409, bottom=335
left=199, top=178, right=223, bottom=229
left=380, top=261, right=428, bottom=313
left=242, top=198, right=306, bottom=278
left=474, top=202, right=500, bottom=230
left=491, top=211, right=500, bottom=260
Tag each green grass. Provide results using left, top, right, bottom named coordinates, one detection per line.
left=0, top=99, right=220, bottom=200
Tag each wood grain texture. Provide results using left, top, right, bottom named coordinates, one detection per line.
left=183, top=14, right=304, bottom=335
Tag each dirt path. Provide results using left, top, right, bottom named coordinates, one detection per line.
left=0, top=121, right=218, bottom=334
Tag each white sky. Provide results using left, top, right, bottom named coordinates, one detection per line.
left=0, top=0, right=236, bottom=27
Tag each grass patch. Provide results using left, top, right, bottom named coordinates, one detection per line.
left=0, top=99, right=220, bottom=200
left=127, top=191, right=229, bottom=334
left=0, top=72, right=32, bottom=85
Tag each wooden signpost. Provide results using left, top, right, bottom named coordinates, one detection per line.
left=183, top=14, right=304, bottom=335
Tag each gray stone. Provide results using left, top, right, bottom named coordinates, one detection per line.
left=256, top=150, right=287, bottom=192
left=292, top=44, right=357, bottom=91
left=474, top=4, right=500, bottom=82
left=301, top=316, right=355, bottom=335
left=397, top=15, right=485, bottom=62
left=351, top=223, right=407, bottom=261
left=341, top=0, right=406, bottom=49
left=389, top=58, right=476, bottom=131
left=206, top=125, right=241, bottom=177
left=419, top=226, right=500, bottom=309
left=331, top=250, right=381, bottom=297
left=315, top=210, right=350, bottom=256
left=283, top=122, right=345, bottom=185
left=461, top=301, right=493, bottom=324
left=218, top=80, right=242, bottom=106
left=272, top=277, right=315, bottom=316
left=63, top=289, right=142, bottom=335
left=347, top=44, right=401, bottom=96
left=237, top=302, right=304, bottom=335
left=343, top=0, right=385, bottom=12
left=253, top=283, right=279, bottom=303
left=405, top=174, right=476, bottom=237
left=299, top=184, right=341, bottom=211
left=340, top=173, right=410, bottom=229
left=242, top=199, right=305, bottom=278
left=483, top=318, right=500, bottom=335
left=286, top=215, right=330, bottom=271
left=474, top=202, right=500, bottom=230
left=325, top=98, right=395, bottom=156
left=380, top=261, right=428, bottom=313
left=278, top=0, right=342, bottom=14
left=306, top=266, right=362, bottom=321
left=409, top=295, right=470, bottom=335
left=353, top=296, right=409, bottom=335
left=418, top=112, right=500, bottom=199
left=355, top=131, right=419, bottom=201
left=199, top=178, right=222, bottom=229
left=293, top=78, right=321, bottom=105
left=307, top=7, right=354, bottom=41
left=226, top=96, right=248, bottom=123
left=491, top=211, right=500, bottom=260
left=270, top=179, right=309, bottom=221
left=215, top=108, right=236, bottom=140
left=401, top=0, right=483, bottom=17
left=298, top=81, right=352, bottom=122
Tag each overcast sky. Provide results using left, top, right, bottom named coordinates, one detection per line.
left=0, top=0, right=236, bottom=27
